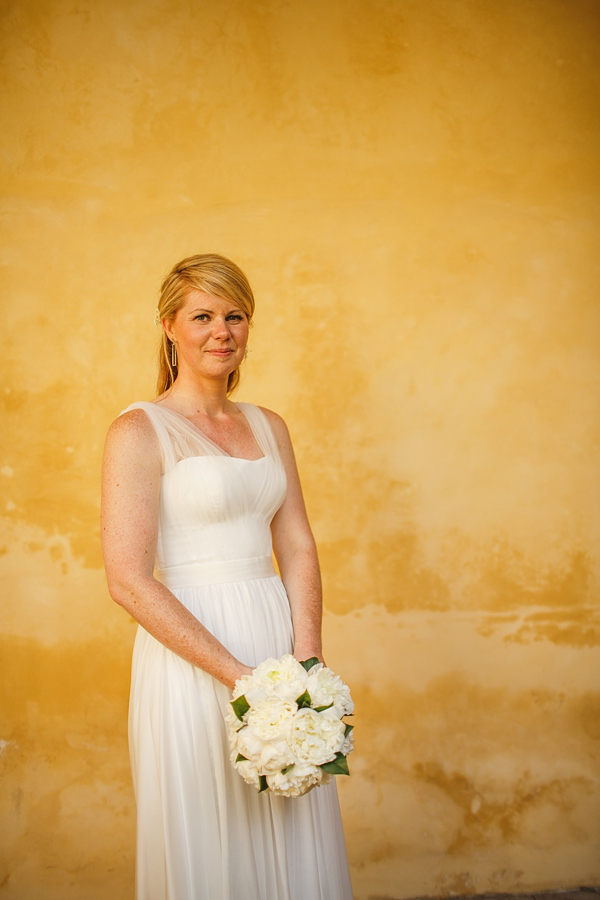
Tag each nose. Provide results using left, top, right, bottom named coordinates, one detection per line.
left=212, top=316, right=230, bottom=339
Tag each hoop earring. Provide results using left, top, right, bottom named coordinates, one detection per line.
left=171, top=341, right=177, bottom=367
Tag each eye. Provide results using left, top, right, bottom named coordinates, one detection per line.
left=194, top=313, right=210, bottom=321
left=227, top=314, right=244, bottom=322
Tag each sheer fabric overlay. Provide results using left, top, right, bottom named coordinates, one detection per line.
left=121, top=401, right=353, bottom=900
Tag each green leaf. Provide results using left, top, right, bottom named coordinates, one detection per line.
left=258, top=775, right=269, bottom=793
left=344, top=723, right=354, bottom=737
left=280, top=764, right=294, bottom=775
left=314, top=702, right=334, bottom=712
left=235, top=753, right=248, bottom=763
left=230, top=694, right=250, bottom=721
left=320, top=753, right=350, bottom=776
left=299, top=657, right=320, bottom=672
left=295, top=690, right=312, bottom=708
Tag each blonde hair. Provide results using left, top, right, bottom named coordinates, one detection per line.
left=156, top=254, right=255, bottom=396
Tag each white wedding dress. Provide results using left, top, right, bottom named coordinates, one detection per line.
left=122, top=401, right=353, bottom=900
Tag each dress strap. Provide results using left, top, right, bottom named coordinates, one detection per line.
left=119, top=402, right=175, bottom=472
left=120, top=401, right=227, bottom=473
left=236, top=403, right=283, bottom=466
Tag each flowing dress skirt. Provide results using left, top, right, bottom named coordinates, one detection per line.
left=129, top=573, right=354, bottom=900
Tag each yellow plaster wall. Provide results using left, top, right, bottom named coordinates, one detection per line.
left=1, top=1, right=599, bottom=897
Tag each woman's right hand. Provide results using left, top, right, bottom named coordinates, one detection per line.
left=229, top=661, right=253, bottom=691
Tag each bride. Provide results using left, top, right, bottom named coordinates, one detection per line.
left=101, top=254, right=353, bottom=900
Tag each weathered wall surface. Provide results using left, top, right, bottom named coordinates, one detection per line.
left=1, top=1, right=599, bottom=897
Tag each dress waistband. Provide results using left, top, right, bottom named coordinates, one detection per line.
left=155, top=555, right=277, bottom=588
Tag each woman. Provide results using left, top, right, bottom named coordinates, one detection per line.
left=101, top=254, right=353, bottom=900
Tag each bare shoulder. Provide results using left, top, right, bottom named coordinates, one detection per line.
left=258, top=406, right=292, bottom=446
left=104, top=408, right=160, bottom=462
left=106, top=407, right=156, bottom=441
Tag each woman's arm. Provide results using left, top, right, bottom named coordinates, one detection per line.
left=101, top=409, right=252, bottom=690
left=264, top=409, right=324, bottom=664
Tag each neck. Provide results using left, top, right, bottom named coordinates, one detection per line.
left=164, top=369, right=234, bottom=418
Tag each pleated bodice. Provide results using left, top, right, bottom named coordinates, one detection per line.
left=122, top=401, right=287, bottom=576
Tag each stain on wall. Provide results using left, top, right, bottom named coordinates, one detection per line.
left=1, top=0, right=599, bottom=897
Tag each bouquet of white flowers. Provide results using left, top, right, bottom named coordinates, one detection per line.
left=227, top=654, right=354, bottom=798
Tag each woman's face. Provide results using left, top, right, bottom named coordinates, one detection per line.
left=164, top=288, right=250, bottom=382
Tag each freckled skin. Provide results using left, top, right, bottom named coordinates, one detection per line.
left=101, top=290, right=324, bottom=690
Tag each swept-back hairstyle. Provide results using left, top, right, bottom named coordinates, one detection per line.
left=156, top=253, right=255, bottom=397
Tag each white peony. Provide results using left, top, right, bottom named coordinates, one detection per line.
left=232, top=672, right=255, bottom=697
left=305, top=665, right=354, bottom=716
left=235, top=758, right=261, bottom=789
left=257, top=740, right=294, bottom=774
left=340, top=726, right=354, bottom=758
left=230, top=673, right=268, bottom=710
left=288, top=708, right=346, bottom=767
left=266, top=763, right=331, bottom=798
left=235, top=728, right=294, bottom=775
left=246, top=697, right=297, bottom=742
left=319, top=706, right=354, bottom=758
left=226, top=703, right=245, bottom=733
left=250, top=655, right=308, bottom=703
left=233, top=724, right=264, bottom=762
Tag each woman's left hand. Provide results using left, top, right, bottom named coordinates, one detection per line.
left=293, top=649, right=325, bottom=667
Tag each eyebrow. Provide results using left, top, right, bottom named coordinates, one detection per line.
left=188, top=307, right=244, bottom=315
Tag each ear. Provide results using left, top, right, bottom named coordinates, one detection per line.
left=162, top=318, right=175, bottom=342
